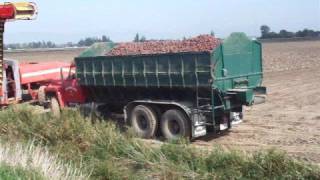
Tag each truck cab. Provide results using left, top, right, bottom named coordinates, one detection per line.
left=42, top=64, right=86, bottom=116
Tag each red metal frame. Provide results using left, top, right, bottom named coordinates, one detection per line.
left=19, top=62, right=71, bottom=84
left=0, top=2, right=43, bottom=107
left=0, top=60, right=86, bottom=107
left=0, top=4, right=15, bottom=19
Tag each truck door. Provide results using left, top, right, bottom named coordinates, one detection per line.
left=61, top=66, right=86, bottom=104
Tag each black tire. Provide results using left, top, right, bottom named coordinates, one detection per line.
left=50, top=97, right=61, bottom=118
left=130, top=105, right=158, bottom=139
left=38, top=86, right=46, bottom=105
left=161, top=109, right=190, bottom=140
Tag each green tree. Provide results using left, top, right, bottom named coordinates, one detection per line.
left=134, top=33, right=140, bottom=42
left=279, top=30, right=294, bottom=38
left=210, top=30, right=215, bottom=37
left=260, top=25, right=271, bottom=39
left=296, top=29, right=320, bottom=37
left=140, top=36, right=146, bottom=42
left=102, top=35, right=112, bottom=42
left=133, top=33, right=147, bottom=42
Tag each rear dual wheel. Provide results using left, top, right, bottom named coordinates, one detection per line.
left=130, top=105, right=158, bottom=139
left=161, top=110, right=190, bottom=140
left=130, top=105, right=190, bottom=140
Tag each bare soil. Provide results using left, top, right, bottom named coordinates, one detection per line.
left=195, top=41, right=320, bottom=164
left=4, top=48, right=85, bottom=62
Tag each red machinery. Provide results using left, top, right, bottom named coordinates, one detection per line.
left=19, top=62, right=71, bottom=85
left=0, top=2, right=37, bottom=87
left=2, top=60, right=72, bottom=105
left=0, top=3, right=84, bottom=108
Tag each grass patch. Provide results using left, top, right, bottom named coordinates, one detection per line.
left=0, top=163, right=44, bottom=180
left=0, top=141, right=87, bottom=180
left=0, top=105, right=319, bottom=179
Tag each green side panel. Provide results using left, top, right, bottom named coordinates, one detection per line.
left=75, top=32, right=263, bottom=94
left=75, top=53, right=212, bottom=88
left=213, top=33, right=263, bottom=91
left=78, top=42, right=116, bottom=57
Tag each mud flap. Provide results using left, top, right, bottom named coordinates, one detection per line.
left=253, top=95, right=266, bottom=105
left=220, top=112, right=231, bottom=131
left=231, top=112, right=243, bottom=125
left=253, top=86, right=267, bottom=105
left=191, top=113, right=207, bottom=138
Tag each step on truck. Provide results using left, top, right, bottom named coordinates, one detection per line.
left=51, top=33, right=267, bottom=140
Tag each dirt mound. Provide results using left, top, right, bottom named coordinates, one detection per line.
left=106, top=35, right=221, bottom=56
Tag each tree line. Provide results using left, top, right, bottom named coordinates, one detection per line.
left=5, top=35, right=113, bottom=50
left=4, top=31, right=214, bottom=50
left=260, top=25, right=320, bottom=39
left=5, top=41, right=57, bottom=50
left=5, top=34, right=148, bottom=50
left=5, top=27, right=320, bottom=50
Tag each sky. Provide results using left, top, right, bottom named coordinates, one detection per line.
left=4, top=0, right=320, bottom=44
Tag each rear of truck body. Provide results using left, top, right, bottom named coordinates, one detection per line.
left=75, top=33, right=266, bottom=139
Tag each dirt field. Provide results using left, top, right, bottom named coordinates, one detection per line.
left=195, top=41, right=320, bottom=164
left=4, top=48, right=85, bottom=62
left=5, top=41, right=320, bottom=164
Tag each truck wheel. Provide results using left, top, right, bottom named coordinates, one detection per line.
left=161, top=109, right=190, bottom=140
left=130, top=105, right=158, bottom=139
left=38, top=86, right=46, bottom=105
left=50, top=97, right=61, bottom=118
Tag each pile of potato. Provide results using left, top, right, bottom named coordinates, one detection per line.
left=107, top=35, right=221, bottom=56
